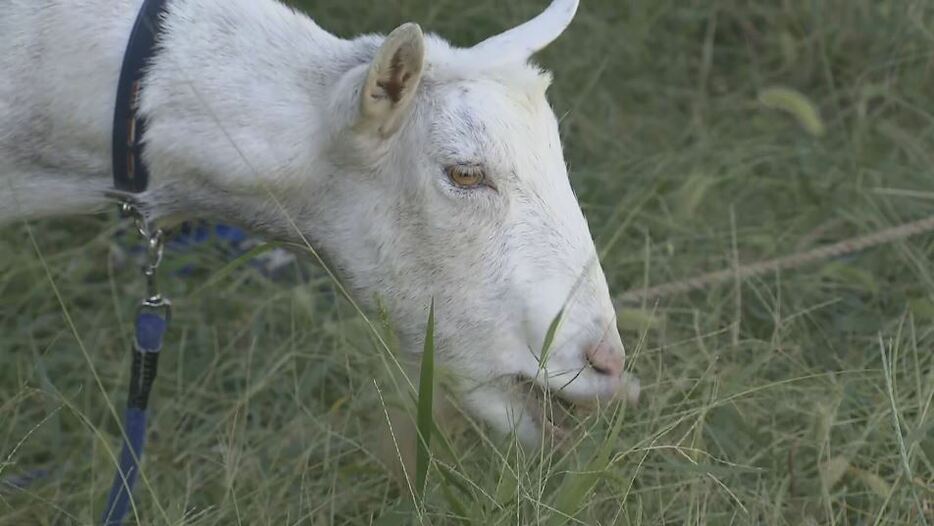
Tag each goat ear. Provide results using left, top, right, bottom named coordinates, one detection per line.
left=359, top=23, right=425, bottom=137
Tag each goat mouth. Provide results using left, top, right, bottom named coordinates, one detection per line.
left=513, top=376, right=577, bottom=441
left=511, top=370, right=640, bottom=442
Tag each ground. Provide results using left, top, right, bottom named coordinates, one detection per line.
left=1, top=0, right=933, bottom=524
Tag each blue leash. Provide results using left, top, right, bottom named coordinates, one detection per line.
left=102, top=216, right=170, bottom=526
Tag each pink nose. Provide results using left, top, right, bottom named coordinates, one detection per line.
left=586, top=342, right=625, bottom=377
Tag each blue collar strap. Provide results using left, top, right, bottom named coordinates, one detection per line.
left=112, top=0, right=169, bottom=194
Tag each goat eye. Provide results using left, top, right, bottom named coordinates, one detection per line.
left=445, top=165, right=486, bottom=189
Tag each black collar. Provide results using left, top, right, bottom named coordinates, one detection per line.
left=112, top=0, right=169, bottom=194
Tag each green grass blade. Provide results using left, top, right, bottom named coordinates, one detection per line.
left=187, top=242, right=279, bottom=298
left=539, top=309, right=564, bottom=369
left=547, top=404, right=627, bottom=525
left=415, top=300, right=435, bottom=499
left=438, top=472, right=473, bottom=524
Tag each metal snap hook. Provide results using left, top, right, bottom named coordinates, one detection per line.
left=120, top=201, right=170, bottom=308
left=146, top=229, right=164, bottom=269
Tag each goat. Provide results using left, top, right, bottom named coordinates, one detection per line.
left=0, top=0, right=638, bottom=448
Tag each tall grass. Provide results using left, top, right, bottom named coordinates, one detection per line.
left=2, top=0, right=933, bottom=524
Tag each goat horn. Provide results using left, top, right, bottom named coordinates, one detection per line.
left=469, top=0, right=580, bottom=64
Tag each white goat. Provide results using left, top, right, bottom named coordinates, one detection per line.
left=0, top=0, right=638, bottom=446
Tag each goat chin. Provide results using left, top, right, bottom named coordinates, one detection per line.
left=374, top=370, right=642, bottom=486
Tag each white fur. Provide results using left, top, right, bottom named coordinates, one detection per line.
left=0, top=0, right=636, bottom=446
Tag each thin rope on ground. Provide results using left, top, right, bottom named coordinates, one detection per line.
left=617, top=214, right=934, bottom=305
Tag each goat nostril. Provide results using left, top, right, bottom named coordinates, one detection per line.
left=587, top=357, right=613, bottom=375
left=585, top=343, right=624, bottom=377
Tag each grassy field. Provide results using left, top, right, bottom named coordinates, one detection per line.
left=2, top=0, right=933, bottom=524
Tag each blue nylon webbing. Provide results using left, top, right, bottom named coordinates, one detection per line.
left=101, top=408, right=148, bottom=526
left=102, top=304, right=167, bottom=525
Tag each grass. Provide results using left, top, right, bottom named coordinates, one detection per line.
left=2, top=0, right=933, bottom=523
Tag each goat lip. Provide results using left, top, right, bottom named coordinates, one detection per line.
left=512, top=372, right=641, bottom=429
left=522, top=371, right=642, bottom=408
left=514, top=377, right=576, bottom=435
